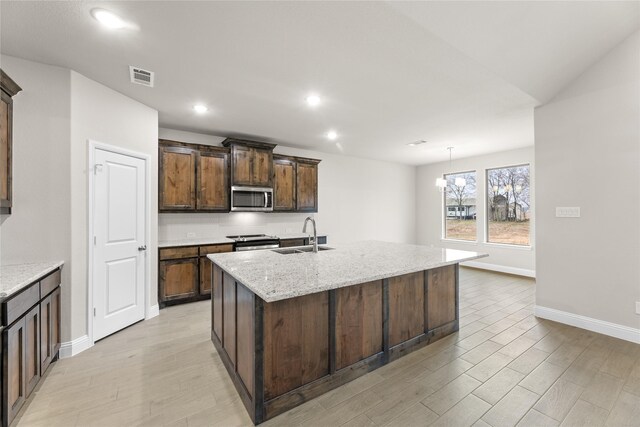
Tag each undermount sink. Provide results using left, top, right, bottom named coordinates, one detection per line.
left=272, top=246, right=334, bottom=255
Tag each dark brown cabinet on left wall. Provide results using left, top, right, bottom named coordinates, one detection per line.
left=159, top=243, right=234, bottom=307
left=0, top=70, right=22, bottom=215
left=159, top=140, right=230, bottom=212
left=2, top=267, right=62, bottom=427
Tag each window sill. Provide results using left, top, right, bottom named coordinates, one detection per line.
left=440, top=238, right=478, bottom=245
left=483, top=242, right=533, bottom=251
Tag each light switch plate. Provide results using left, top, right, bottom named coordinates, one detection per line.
left=636, top=302, right=640, bottom=315
left=556, top=207, right=581, bottom=218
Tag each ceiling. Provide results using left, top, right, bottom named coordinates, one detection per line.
left=1, top=1, right=638, bottom=165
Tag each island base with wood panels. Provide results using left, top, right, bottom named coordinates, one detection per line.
left=207, top=241, right=486, bottom=424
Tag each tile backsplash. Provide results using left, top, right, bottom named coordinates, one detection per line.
left=158, top=212, right=316, bottom=242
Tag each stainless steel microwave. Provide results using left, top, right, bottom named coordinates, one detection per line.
left=231, top=186, right=273, bottom=212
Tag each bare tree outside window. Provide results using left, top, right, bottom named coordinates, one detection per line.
left=486, top=165, right=530, bottom=245
left=444, top=171, right=476, bottom=241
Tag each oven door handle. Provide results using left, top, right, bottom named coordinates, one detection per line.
left=236, top=244, right=279, bottom=252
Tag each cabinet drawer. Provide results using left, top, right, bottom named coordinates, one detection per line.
left=40, top=269, right=61, bottom=298
left=280, top=238, right=305, bottom=248
left=199, top=244, right=234, bottom=255
left=4, top=283, right=39, bottom=326
left=160, top=247, right=199, bottom=260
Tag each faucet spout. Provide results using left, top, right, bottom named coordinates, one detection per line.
left=302, top=217, right=318, bottom=253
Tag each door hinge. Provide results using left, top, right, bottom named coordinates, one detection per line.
left=94, top=236, right=97, bottom=245
left=94, top=163, right=103, bottom=174
left=93, top=307, right=96, bottom=317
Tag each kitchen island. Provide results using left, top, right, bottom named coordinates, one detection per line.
left=208, top=241, right=486, bottom=424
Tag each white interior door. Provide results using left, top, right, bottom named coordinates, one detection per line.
left=93, top=148, right=146, bottom=341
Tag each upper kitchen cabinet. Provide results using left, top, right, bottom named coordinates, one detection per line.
left=296, top=157, right=320, bottom=212
left=273, top=155, right=321, bottom=212
left=0, top=70, right=22, bottom=215
left=273, top=155, right=296, bottom=211
left=159, top=140, right=230, bottom=212
left=197, top=147, right=229, bottom=211
left=222, top=138, right=276, bottom=187
left=159, top=141, right=197, bottom=211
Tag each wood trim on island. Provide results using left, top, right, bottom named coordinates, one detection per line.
left=210, top=263, right=460, bottom=424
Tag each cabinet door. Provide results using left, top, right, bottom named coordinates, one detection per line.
left=159, top=258, right=198, bottom=302
left=232, top=145, right=252, bottom=186
left=4, top=317, right=26, bottom=425
left=296, top=162, right=318, bottom=212
left=51, top=287, right=61, bottom=356
left=273, top=157, right=296, bottom=211
left=197, top=150, right=229, bottom=211
left=251, top=148, right=272, bottom=187
left=25, top=305, right=40, bottom=397
left=0, top=91, right=12, bottom=213
left=159, top=145, right=197, bottom=211
left=199, top=257, right=212, bottom=296
left=426, top=266, right=456, bottom=330
left=40, top=293, right=52, bottom=374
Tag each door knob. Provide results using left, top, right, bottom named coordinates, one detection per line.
left=138, top=245, right=147, bottom=251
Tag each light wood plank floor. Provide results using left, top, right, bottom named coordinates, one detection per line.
left=15, top=267, right=640, bottom=427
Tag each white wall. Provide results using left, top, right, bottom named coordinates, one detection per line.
left=535, top=31, right=640, bottom=336
left=70, top=72, right=158, bottom=341
left=158, top=128, right=417, bottom=245
left=415, top=147, right=535, bottom=276
left=0, top=55, right=73, bottom=341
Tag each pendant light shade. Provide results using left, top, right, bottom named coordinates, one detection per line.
left=435, top=178, right=447, bottom=189
left=455, top=177, right=466, bottom=187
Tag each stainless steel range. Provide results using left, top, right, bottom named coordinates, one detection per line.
left=226, top=234, right=280, bottom=251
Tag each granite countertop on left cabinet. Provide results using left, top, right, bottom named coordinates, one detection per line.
left=0, top=261, right=64, bottom=299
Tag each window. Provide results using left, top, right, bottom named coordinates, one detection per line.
left=443, top=171, right=477, bottom=241
left=486, top=164, right=531, bottom=245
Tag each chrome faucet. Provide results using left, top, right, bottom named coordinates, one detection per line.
left=302, top=216, right=318, bottom=253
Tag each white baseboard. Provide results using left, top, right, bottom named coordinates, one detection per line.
left=535, top=305, right=640, bottom=344
left=461, top=261, right=536, bottom=278
left=59, top=334, right=93, bottom=359
left=146, top=304, right=160, bottom=320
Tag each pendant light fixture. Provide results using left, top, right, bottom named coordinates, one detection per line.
left=436, top=147, right=465, bottom=190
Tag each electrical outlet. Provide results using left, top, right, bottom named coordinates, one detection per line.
left=556, top=207, right=581, bottom=218
left=636, top=302, right=640, bottom=315
left=186, top=232, right=196, bottom=238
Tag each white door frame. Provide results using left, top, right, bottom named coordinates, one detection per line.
left=88, top=139, right=151, bottom=346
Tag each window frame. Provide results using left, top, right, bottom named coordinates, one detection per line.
left=485, top=163, right=531, bottom=247
left=441, top=169, right=478, bottom=242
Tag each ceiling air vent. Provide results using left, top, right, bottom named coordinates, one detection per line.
left=129, top=66, right=154, bottom=87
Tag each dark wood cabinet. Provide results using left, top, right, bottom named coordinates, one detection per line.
left=0, top=70, right=22, bottom=215
left=159, top=143, right=197, bottom=211
left=197, top=148, right=229, bottom=211
left=222, top=139, right=276, bottom=187
left=296, top=158, right=320, bottom=212
left=273, top=155, right=320, bottom=213
left=273, top=155, right=296, bottom=211
left=4, top=317, right=25, bottom=426
left=159, top=140, right=230, bottom=213
left=2, top=267, right=62, bottom=427
left=40, top=286, right=61, bottom=376
left=159, top=243, right=234, bottom=307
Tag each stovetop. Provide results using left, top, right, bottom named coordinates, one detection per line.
left=226, top=234, right=279, bottom=242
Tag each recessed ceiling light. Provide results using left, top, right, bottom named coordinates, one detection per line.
left=91, top=8, right=126, bottom=30
left=326, top=130, right=338, bottom=140
left=193, top=104, right=208, bottom=114
left=306, top=94, right=321, bottom=107
left=407, top=140, right=427, bottom=147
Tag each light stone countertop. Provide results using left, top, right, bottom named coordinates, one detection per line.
left=0, top=261, right=64, bottom=299
left=208, top=240, right=487, bottom=302
left=158, top=233, right=327, bottom=248
left=158, top=237, right=235, bottom=248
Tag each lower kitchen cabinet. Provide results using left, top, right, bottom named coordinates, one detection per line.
left=2, top=267, right=62, bottom=427
left=159, top=243, right=234, bottom=307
